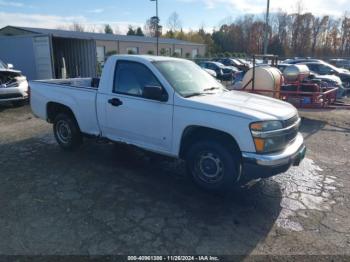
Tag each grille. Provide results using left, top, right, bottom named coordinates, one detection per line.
left=283, top=115, right=300, bottom=144
left=283, top=115, right=299, bottom=128
left=0, top=93, right=23, bottom=99
left=286, top=129, right=298, bottom=143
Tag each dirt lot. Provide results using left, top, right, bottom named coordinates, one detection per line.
left=0, top=104, right=349, bottom=256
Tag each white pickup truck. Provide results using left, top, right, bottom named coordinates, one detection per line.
left=30, top=55, right=306, bottom=192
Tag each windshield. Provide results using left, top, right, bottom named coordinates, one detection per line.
left=322, top=62, right=343, bottom=73
left=0, top=60, right=6, bottom=70
left=153, top=60, right=227, bottom=98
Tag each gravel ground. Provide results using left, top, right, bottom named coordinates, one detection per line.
left=0, top=104, right=349, bottom=256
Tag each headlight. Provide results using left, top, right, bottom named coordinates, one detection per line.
left=250, top=120, right=283, bottom=132
left=250, top=120, right=285, bottom=153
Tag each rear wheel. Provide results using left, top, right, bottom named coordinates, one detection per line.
left=53, top=113, right=82, bottom=151
left=186, top=140, right=241, bottom=193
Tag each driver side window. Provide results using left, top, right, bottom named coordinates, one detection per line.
left=114, top=61, right=161, bottom=97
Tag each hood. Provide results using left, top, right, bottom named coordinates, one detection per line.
left=177, top=91, right=297, bottom=121
left=203, top=68, right=217, bottom=77
left=338, top=68, right=350, bottom=74
left=315, top=74, right=342, bottom=85
left=0, top=68, right=22, bottom=74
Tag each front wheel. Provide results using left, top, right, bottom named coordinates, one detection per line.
left=53, top=113, right=82, bottom=151
left=186, top=140, right=241, bottom=193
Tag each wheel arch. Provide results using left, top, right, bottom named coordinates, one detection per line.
left=46, top=102, right=80, bottom=130
left=179, top=125, right=241, bottom=159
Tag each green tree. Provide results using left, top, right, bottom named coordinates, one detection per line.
left=127, top=26, right=136, bottom=35
left=104, top=24, right=113, bottom=34
left=135, top=27, right=145, bottom=36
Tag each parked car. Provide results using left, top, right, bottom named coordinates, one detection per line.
left=283, top=58, right=323, bottom=64
left=231, top=71, right=246, bottom=90
left=198, top=61, right=235, bottom=81
left=0, top=59, right=29, bottom=106
left=329, top=59, right=350, bottom=70
left=202, top=68, right=217, bottom=78
left=30, top=55, right=306, bottom=193
left=217, top=58, right=248, bottom=71
left=236, top=58, right=253, bottom=69
left=297, top=61, right=350, bottom=88
left=276, top=63, right=290, bottom=73
left=278, top=63, right=345, bottom=97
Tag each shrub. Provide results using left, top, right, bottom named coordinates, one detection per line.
left=160, top=48, right=166, bottom=56
left=224, top=51, right=231, bottom=57
left=106, top=50, right=118, bottom=58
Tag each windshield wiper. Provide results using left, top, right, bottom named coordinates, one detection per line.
left=203, top=87, right=220, bottom=91
left=184, top=90, right=221, bottom=98
left=184, top=92, right=206, bottom=98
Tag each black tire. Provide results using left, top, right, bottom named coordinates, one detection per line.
left=53, top=113, right=82, bottom=151
left=186, top=140, right=241, bottom=193
left=12, top=100, right=26, bottom=107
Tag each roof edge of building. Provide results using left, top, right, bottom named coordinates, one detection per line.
left=0, top=25, right=206, bottom=46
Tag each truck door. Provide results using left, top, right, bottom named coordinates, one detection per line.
left=98, top=60, right=173, bottom=153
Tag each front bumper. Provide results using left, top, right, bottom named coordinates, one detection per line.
left=240, top=133, right=306, bottom=183
left=0, top=81, right=29, bottom=102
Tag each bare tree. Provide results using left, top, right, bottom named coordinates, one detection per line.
left=87, top=24, right=98, bottom=33
left=144, top=17, right=162, bottom=37
left=340, top=13, right=350, bottom=55
left=114, top=25, right=121, bottom=35
left=311, top=16, right=329, bottom=56
left=69, top=22, right=85, bottom=32
left=167, top=12, right=182, bottom=32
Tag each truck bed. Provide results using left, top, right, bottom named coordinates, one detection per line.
left=33, top=77, right=100, bottom=89
left=30, top=78, right=101, bottom=136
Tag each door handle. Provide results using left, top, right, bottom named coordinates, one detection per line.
left=108, top=98, right=123, bottom=107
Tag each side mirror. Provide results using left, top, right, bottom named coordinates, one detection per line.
left=329, top=69, right=336, bottom=75
left=143, top=85, right=168, bottom=102
left=7, top=64, right=13, bottom=69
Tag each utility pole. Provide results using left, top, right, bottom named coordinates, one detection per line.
left=263, top=0, right=270, bottom=55
left=150, top=0, right=159, bottom=55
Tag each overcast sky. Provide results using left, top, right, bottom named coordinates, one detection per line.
left=0, top=0, right=349, bottom=34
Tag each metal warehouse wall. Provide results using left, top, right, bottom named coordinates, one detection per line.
left=52, top=37, right=97, bottom=78
left=0, top=35, right=37, bottom=80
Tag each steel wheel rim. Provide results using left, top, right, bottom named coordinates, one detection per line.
left=56, top=120, right=72, bottom=144
left=195, top=151, right=224, bottom=184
